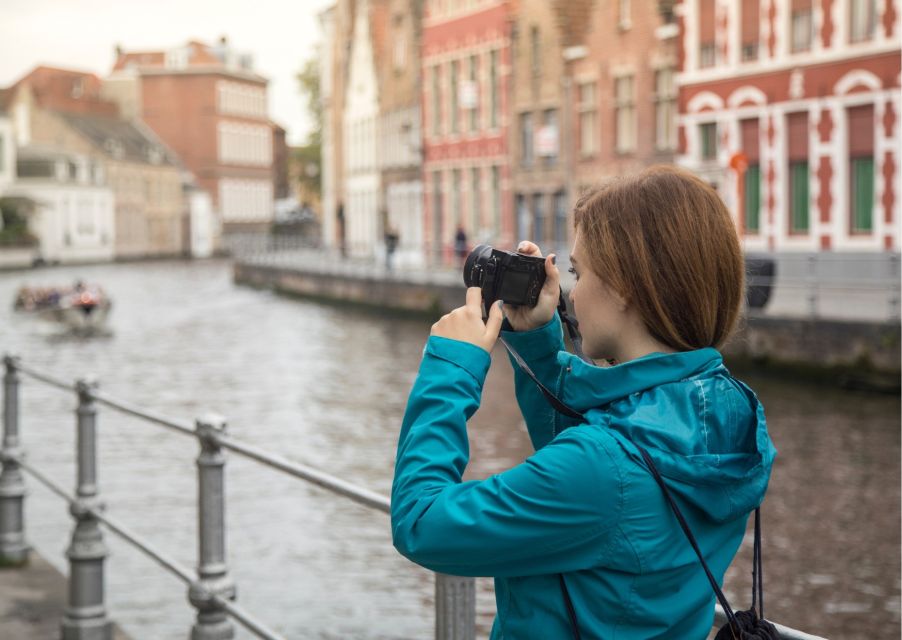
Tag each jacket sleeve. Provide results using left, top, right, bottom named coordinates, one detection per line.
left=391, top=335, right=623, bottom=578
left=500, top=313, right=578, bottom=451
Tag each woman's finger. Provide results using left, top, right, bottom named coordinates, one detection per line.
left=516, top=241, right=543, bottom=257
left=484, top=300, right=504, bottom=338
left=543, top=254, right=560, bottom=294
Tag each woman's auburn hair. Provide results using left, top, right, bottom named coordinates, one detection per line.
left=573, top=165, right=744, bottom=351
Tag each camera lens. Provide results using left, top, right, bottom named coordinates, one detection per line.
left=463, top=244, right=493, bottom=287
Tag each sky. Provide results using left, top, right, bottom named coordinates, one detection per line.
left=0, top=0, right=334, bottom=145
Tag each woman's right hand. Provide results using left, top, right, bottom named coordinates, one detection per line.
left=503, top=241, right=561, bottom=332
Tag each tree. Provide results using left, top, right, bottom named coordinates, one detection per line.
left=295, top=52, right=322, bottom=199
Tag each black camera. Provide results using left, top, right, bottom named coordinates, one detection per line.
left=463, top=244, right=547, bottom=310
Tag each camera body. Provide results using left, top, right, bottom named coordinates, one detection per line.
left=463, top=244, right=547, bottom=309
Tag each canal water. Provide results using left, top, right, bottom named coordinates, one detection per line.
left=0, top=260, right=898, bottom=639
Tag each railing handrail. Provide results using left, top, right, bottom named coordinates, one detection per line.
left=6, top=355, right=827, bottom=640
left=13, top=454, right=287, bottom=640
left=15, top=361, right=390, bottom=513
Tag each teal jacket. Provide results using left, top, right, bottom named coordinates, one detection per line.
left=391, top=315, right=776, bottom=639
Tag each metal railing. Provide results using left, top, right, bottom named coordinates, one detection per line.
left=0, top=354, right=825, bottom=640
left=0, top=354, right=474, bottom=640
left=235, top=241, right=901, bottom=323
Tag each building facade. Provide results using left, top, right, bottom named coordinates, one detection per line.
left=421, top=0, right=514, bottom=264
left=108, top=39, right=274, bottom=238
left=9, top=145, right=115, bottom=264
left=377, top=0, right=425, bottom=267
left=1, top=67, right=185, bottom=258
left=509, top=0, right=596, bottom=258
left=569, top=1, right=680, bottom=197
left=344, top=0, right=383, bottom=258
left=675, top=0, right=901, bottom=253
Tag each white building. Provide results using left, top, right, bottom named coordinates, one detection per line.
left=343, top=0, right=381, bottom=258
left=8, top=146, right=115, bottom=264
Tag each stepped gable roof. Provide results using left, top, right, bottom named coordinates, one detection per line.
left=12, top=66, right=118, bottom=116
left=553, top=0, right=596, bottom=49
left=6, top=65, right=119, bottom=117
left=57, top=111, right=177, bottom=166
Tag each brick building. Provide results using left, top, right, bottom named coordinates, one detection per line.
left=421, top=0, right=514, bottom=264
left=568, top=1, right=680, bottom=197
left=377, top=0, right=425, bottom=267
left=509, top=0, right=594, bottom=258
left=1, top=67, right=185, bottom=259
left=674, top=0, right=901, bottom=254
left=106, top=38, right=274, bottom=238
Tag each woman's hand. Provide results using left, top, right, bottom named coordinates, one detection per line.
left=503, top=241, right=560, bottom=332
left=431, top=287, right=505, bottom=353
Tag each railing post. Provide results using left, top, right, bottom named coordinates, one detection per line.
left=435, top=574, right=475, bottom=640
left=0, top=354, right=28, bottom=566
left=888, top=253, right=900, bottom=320
left=62, top=378, right=112, bottom=640
left=806, top=254, right=818, bottom=317
left=189, top=415, right=236, bottom=640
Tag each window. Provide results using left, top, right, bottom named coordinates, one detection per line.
left=452, top=168, right=461, bottom=226
left=490, top=50, right=500, bottom=129
left=745, top=165, right=761, bottom=232
left=787, top=112, right=809, bottom=233
left=530, top=26, right=541, bottom=78
left=393, top=15, right=407, bottom=71
left=578, top=82, right=598, bottom=157
left=470, top=167, right=481, bottom=232
left=520, top=112, right=534, bottom=166
left=851, top=158, right=874, bottom=232
left=848, top=104, right=875, bottom=232
left=491, top=166, right=501, bottom=234
left=850, top=0, right=877, bottom=42
left=431, top=66, right=441, bottom=136
left=789, top=162, right=809, bottom=232
left=699, top=0, right=716, bottom=68
left=615, top=75, right=636, bottom=153
left=468, top=55, right=479, bottom=132
left=618, top=0, right=631, bottom=28
left=654, top=69, right=676, bottom=151
left=539, top=109, right=559, bottom=166
left=790, top=0, right=813, bottom=52
left=450, top=61, right=459, bottom=134
left=553, top=191, right=568, bottom=246
left=532, top=193, right=546, bottom=243
left=432, top=171, right=444, bottom=253
left=700, top=122, right=718, bottom=160
left=741, top=0, right=760, bottom=60
left=741, top=118, right=761, bottom=234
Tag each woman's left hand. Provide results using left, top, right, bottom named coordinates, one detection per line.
left=431, top=287, right=504, bottom=353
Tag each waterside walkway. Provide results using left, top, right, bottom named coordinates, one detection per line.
left=0, top=553, right=130, bottom=640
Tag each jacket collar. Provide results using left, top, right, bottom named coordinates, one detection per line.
left=558, top=347, right=723, bottom=411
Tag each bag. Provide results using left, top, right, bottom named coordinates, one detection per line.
left=497, top=301, right=782, bottom=640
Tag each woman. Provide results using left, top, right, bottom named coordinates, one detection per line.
left=391, top=166, right=776, bottom=639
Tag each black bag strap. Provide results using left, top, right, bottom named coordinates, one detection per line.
left=496, top=314, right=770, bottom=640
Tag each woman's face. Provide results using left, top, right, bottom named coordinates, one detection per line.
left=568, top=233, right=629, bottom=362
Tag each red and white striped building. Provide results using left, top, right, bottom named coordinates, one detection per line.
left=675, top=0, right=900, bottom=253
left=421, top=0, right=514, bottom=264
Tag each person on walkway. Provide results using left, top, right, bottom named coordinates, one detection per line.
left=454, top=225, right=468, bottom=267
left=391, top=165, right=776, bottom=639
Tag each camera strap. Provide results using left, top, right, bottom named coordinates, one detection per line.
left=555, top=290, right=594, bottom=365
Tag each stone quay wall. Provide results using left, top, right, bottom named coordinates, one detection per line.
left=234, top=261, right=900, bottom=391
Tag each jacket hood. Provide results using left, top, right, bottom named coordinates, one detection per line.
left=558, top=348, right=776, bottom=523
